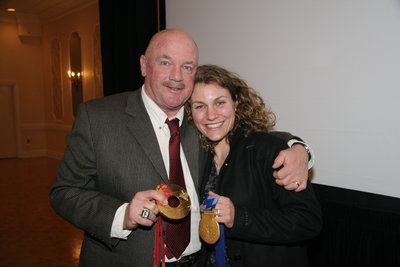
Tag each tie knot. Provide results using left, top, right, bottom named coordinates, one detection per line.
left=165, top=118, right=180, bottom=137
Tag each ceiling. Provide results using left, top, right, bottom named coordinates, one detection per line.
left=0, top=0, right=96, bottom=23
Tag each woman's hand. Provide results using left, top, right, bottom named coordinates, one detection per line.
left=208, top=191, right=235, bottom=228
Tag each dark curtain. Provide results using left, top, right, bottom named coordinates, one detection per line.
left=99, top=0, right=166, bottom=96
left=308, top=184, right=400, bottom=267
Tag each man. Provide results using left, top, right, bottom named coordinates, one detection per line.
left=50, top=29, right=312, bottom=266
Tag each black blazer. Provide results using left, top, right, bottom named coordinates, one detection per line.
left=199, top=127, right=322, bottom=267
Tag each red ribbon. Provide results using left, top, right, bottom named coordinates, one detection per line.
left=153, top=184, right=170, bottom=267
left=158, top=184, right=173, bottom=198
left=153, top=216, right=165, bottom=267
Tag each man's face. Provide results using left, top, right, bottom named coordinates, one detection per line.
left=140, top=31, right=198, bottom=117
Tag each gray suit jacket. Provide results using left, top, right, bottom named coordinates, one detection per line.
left=50, top=90, right=204, bottom=266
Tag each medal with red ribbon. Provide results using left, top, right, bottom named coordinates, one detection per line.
left=153, top=184, right=191, bottom=267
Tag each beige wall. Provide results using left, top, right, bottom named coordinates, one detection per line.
left=0, top=1, right=102, bottom=159
left=0, top=18, right=46, bottom=157
left=42, top=2, right=102, bottom=159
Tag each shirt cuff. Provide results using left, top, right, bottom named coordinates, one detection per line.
left=111, top=203, right=132, bottom=239
left=287, top=139, right=315, bottom=169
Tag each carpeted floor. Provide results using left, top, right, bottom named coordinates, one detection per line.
left=0, top=157, right=83, bottom=267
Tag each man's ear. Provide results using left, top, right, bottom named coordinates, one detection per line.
left=140, top=55, right=147, bottom=77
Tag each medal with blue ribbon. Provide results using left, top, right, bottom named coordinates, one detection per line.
left=200, top=195, right=227, bottom=267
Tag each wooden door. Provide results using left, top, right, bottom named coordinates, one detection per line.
left=0, top=84, right=17, bottom=158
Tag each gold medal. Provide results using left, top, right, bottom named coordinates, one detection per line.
left=156, top=184, right=191, bottom=220
left=199, top=209, right=220, bottom=244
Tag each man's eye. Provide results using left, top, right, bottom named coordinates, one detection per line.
left=184, top=65, right=193, bottom=71
left=161, top=61, right=169, bottom=66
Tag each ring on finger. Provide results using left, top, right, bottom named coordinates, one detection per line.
left=141, top=208, right=151, bottom=219
left=214, top=209, right=221, bottom=217
left=292, top=180, right=300, bottom=188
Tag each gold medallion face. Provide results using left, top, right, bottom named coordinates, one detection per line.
left=156, top=184, right=191, bottom=220
left=199, top=210, right=220, bottom=244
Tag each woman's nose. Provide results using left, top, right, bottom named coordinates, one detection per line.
left=206, top=107, right=217, bottom=120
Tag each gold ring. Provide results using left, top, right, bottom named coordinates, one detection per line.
left=293, top=180, right=300, bottom=187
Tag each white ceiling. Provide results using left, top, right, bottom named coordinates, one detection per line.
left=0, top=0, right=97, bottom=23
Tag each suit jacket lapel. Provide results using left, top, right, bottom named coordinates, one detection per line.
left=181, top=113, right=200, bottom=192
left=125, top=90, right=169, bottom=184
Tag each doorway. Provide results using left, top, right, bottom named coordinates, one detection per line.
left=0, top=82, right=20, bottom=158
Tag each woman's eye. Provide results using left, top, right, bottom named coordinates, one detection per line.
left=193, top=105, right=204, bottom=110
left=217, top=101, right=225, bottom=106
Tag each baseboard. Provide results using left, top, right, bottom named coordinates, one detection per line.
left=46, top=150, right=64, bottom=160
left=21, top=149, right=47, bottom=158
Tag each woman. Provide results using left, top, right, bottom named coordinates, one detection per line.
left=187, top=65, right=322, bottom=266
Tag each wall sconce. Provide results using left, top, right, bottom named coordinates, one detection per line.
left=68, top=68, right=83, bottom=117
left=69, top=32, right=83, bottom=117
left=67, top=70, right=82, bottom=83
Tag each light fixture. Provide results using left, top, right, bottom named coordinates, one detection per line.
left=67, top=70, right=82, bottom=90
left=67, top=70, right=82, bottom=80
left=7, top=8, right=16, bottom=12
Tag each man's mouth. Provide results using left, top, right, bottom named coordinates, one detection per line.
left=167, top=86, right=181, bottom=91
left=162, top=81, right=185, bottom=90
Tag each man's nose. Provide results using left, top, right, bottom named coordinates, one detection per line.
left=169, top=65, right=183, bottom=81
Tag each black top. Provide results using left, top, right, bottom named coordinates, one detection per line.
left=198, top=127, right=322, bottom=267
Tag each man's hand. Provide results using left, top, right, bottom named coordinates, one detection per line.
left=272, top=144, right=309, bottom=192
left=123, top=190, right=167, bottom=230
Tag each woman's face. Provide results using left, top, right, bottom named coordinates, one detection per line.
left=191, top=82, right=237, bottom=143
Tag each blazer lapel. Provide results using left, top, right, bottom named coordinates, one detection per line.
left=181, top=113, right=200, bottom=192
left=125, top=90, right=169, bottom=184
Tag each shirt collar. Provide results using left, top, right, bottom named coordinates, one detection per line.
left=141, top=85, right=184, bottom=127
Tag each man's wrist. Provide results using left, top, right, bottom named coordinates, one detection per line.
left=287, top=139, right=315, bottom=169
left=111, top=203, right=132, bottom=239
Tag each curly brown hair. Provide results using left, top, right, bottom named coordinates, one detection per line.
left=186, top=64, right=276, bottom=151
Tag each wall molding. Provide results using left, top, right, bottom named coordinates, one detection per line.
left=20, top=123, right=72, bottom=132
left=46, top=123, right=72, bottom=132
left=47, top=149, right=64, bottom=160
left=19, top=123, right=71, bottom=159
left=18, top=149, right=64, bottom=160
left=20, top=148, right=64, bottom=160
left=21, top=149, right=47, bottom=158
left=21, top=123, right=46, bottom=131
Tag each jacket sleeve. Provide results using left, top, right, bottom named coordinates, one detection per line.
left=230, top=181, right=322, bottom=244
left=227, top=140, right=322, bottom=244
left=49, top=103, right=123, bottom=249
left=269, top=131, right=303, bottom=143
